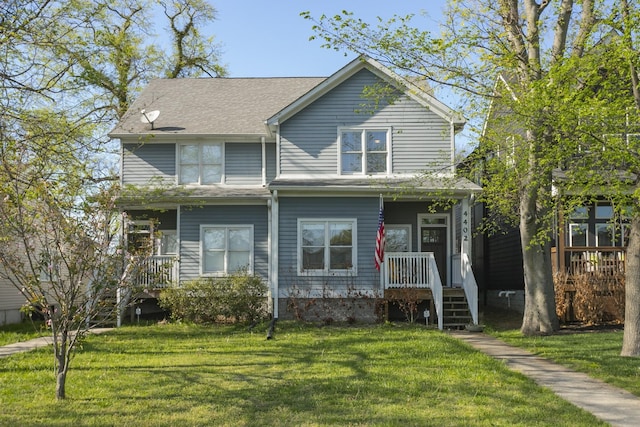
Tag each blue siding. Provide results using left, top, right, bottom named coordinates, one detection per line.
left=278, top=197, right=379, bottom=292
left=179, top=205, right=269, bottom=281
left=225, top=143, right=262, bottom=185
left=266, top=143, right=276, bottom=182
left=279, top=69, right=452, bottom=176
left=122, top=142, right=175, bottom=185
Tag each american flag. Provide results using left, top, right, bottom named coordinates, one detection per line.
left=375, top=195, right=385, bottom=271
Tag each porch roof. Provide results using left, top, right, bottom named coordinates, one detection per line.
left=117, top=185, right=271, bottom=208
left=269, top=176, right=481, bottom=197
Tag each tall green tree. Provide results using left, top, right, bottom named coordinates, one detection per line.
left=0, top=0, right=228, bottom=399
left=553, top=1, right=640, bottom=356
left=304, top=0, right=623, bottom=335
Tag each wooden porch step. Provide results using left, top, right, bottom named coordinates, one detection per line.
left=442, top=288, right=472, bottom=330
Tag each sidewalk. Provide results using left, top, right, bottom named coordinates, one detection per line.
left=0, top=328, right=112, bottom=358
left=451, top=330, right=640, bottom=427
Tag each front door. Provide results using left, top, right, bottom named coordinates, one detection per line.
left=419, top=215, right=448, bottom=286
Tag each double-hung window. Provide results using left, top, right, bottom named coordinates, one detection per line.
left=298, top=219, right=357, bottom=275
left=179, top=143, right=223, bottom=184
left=339, top=128, right=389, bottom=175
left=201, top=225, right=253, bottom=275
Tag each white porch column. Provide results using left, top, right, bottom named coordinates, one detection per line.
left=461, top=197, right=471, bottom=260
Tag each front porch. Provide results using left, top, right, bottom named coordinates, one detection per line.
left=552, top=247, right=625, bottom=277
left=131, top=255, right=179, bottom=289
left=381, top=252, right=478, bottom=329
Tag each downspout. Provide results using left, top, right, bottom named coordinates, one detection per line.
left=450, top=121, right=456, bottom=175
left=267, top=197, right=272, bottom=315
left=271, top=190, right=279, bottom=319
left=261, top=136, right=266, bottom=186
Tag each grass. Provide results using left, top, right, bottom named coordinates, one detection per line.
left=0, top=321, right=604, bottom=426
left=484, top=308, right=640, bottom=397
left=0, top=320, right=48, bottom=346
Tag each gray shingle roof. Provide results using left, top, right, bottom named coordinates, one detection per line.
left=110, top=77, right=326, bottom=137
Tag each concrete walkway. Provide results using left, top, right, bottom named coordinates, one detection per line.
left=0, top=328, right=112, bottom=358
left=452, top=330, right=640, bottom=427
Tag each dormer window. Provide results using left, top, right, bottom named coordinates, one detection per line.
left=339, top=128, right=390, bottom=175
left=179, top=143, right=223, bottom=184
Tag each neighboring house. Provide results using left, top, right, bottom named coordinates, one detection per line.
left=0, top=273, right=25, bottom=325
left=110, top=56, right=481, bottom=329
left=471, top=68, right=633, bottom=320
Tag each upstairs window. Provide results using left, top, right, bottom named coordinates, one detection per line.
left=339, top=128, right=389, bottom=175
left=179, top=143, right=223, bottom=184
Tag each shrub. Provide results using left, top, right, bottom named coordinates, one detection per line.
left=554, top=271, right=625, bottom=324
left=158, top=271, right=268, bottom=324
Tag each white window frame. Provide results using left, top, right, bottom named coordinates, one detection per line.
left=178, top=142, right=224, bottom=185
left=385, top=224, right=412, bottom=252
left=200, top=224, right=253, bottom=276
left=338, top=127, right=391, bottom=176
left=569, top=223, right=588, bottom=247
left=595, top=223, right=614, bottom=247
left=297, top=218, right=358, bottom=276
left=156, top=230, right=178, bottom=255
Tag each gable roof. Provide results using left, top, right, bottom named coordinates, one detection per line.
left=109, top=77, right=325, bottom=138
left=266, top=56, right=465, bottom=131
left=110, top=56, right=465, bottom=139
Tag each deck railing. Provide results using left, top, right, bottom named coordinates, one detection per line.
left=559, top=247, right=625, bottom=276
left=132, top=255, right=178, bottom=288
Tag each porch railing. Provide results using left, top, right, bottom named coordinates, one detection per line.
left=383, top=252, right=443, bottom=330
left=559, top=247, right=625, bottom=277
left=132, top=255, right=178, bottom=288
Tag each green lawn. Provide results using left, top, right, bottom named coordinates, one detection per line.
left=482, top=308, right=640, bottom=397
left=488, top=325, right=640, bottom=397
left=0, top=320, right=48, bottom=346
left=0, top=322, right=604, bottom=426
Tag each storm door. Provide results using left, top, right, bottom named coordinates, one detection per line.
left=419, top=214, right=449, bottom=286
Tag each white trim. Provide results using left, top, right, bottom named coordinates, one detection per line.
left=337, top=127, right=392, bottom=176
left=157, top=230, right=178, bottom=255
left=297, top=218, right=358, bottom=276
left=200, top=224, right=254, bottom=276
left=569, top=223, right=588, bottom=246
left=177, top=206, right=181, bottom=281
left=261, top=136, right=266, bottom=186
left=417, top=213, right=451, bottom=286
left=270, top=192, right=279, bottom=318
left=266, top=56, right=465, bottom=128
left=595, top=223, right=614, bottom=247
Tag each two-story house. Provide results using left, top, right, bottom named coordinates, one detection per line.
left=110, top=56, right=481, bottom=328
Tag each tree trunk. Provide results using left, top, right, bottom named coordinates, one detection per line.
left=519, top=186, right=559, bottom=335
left=56, top=369, right=67, bottom=400
left=622, top=215, right=640, bottom=356
left=54, top=332, right=69, bottom=400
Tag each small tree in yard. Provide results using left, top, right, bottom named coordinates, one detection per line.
left=0, top=122, right=150, bottom=399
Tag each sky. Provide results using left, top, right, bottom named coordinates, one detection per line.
left=210, top=1, right=447, bottom=77
left=198, top=1, right=471, bottom=151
